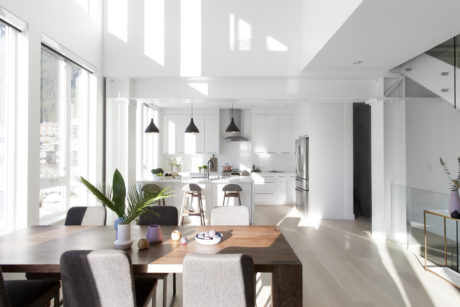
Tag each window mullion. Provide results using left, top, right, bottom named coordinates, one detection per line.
left=64, top=61, right=71, bottom=210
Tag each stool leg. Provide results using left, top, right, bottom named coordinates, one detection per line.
left=222, top=193, right=225, bottom=207
left=198, top=193, right=205, bottom=225
left=238, top=193, right=242, bottom=206
left=179, top=193, right=187, bottom=226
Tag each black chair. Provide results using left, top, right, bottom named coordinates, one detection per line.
left=60, top=250, right=157, bottom=307
left=0, top=267, right=60, bottom=307
left=138, top=206, right=178, bottom=307
left=138, top=206, right=178, bottom=226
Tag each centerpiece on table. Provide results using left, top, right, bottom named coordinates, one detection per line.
left=440, top=157, right=460, bottom=218
left=79, top=169, right=171, bottom=249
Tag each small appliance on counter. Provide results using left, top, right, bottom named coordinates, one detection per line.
left=209, top=155, right=218, bottom=172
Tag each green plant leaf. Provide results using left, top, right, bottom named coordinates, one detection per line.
left=112, top=169, right=126, bottom=214
left=79, top=176, right=124, bottom=217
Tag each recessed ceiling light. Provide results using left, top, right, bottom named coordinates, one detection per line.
left=353, top=60, right=363, bottom=65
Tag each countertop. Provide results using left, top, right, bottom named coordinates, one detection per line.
left=137, top=176, right=254, bottom=184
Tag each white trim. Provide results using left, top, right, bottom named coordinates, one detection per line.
left=0, top=6, right=27, bottom=32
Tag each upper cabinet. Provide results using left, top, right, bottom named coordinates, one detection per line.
left=251, top=113, right=293, bottom=154
left=162, top=113, right=219, bottom=155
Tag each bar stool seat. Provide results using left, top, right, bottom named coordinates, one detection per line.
left=180, top=184, right=205, bottom=225
left=222, top=184, right=242, bottom=206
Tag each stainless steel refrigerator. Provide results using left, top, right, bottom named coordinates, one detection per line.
left=295, top=136, right=309, bottom=214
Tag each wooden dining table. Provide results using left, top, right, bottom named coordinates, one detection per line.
left=0, top=225, right=302, bottom=307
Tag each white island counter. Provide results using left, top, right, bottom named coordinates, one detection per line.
left=137, top=176, right=254, bottom=224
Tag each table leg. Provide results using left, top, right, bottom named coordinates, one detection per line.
left=272, top=264, right=302, bottom=307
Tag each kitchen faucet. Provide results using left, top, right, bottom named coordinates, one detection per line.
left=207, top=158, right=214, bottom=180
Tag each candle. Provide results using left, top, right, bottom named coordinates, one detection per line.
left=171, top=230, right=181, bottom=241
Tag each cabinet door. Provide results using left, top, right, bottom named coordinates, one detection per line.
left=278, top=115, right=293, bottom=153
left=163, top=115, right=178, bottom=154
left=252, top=114, right=266, bottom=153
left=264, top=114, right=278, bottom=154
left=205, top=113, right=220, bottom=154
left=277, top=175, right=288, bottom=204
left=184, top=115, right=204, bottom=154
left=287, top=175, right=296, bottom=204
left=175, top=115, right=187, bottom=154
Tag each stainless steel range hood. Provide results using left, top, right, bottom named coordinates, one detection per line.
left=222, top=109, right=249, bottom=142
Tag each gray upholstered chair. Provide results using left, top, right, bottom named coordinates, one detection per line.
left=142, top=184, right=166, bottom=206
left=60, top=250, right=157, bottom=307
left=138, top=206, right=178, bottom=307
left=211, top=206, right=250, bottom=225
left=183, top=254, right=255, bottom=307
left=138, top=206, right=178, bottom=226
left=0, top=267, right=60, bottom=307
left=65, top=206, right=107, bottom=226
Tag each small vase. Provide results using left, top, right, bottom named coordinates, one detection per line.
left=114, top=224, right=133, bottom=250
left=146, top=225, right=163, bottom=244
left=449, top=190, right=460, bottom=216
left=114, top=217, right=124, bottom=240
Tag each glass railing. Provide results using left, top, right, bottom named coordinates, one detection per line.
left=391, top=184, right=459, bottom=270
left=394, top=35, right=460, bottom=108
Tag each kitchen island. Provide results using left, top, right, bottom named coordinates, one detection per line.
left=137, top=176, right=254, bottom=224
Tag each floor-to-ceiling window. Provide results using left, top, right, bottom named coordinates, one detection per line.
left=0, top=21, right=18, bottom=234
left=136, top=102, right=159, bottom=179
left=40, top=46, right=91, bottom=219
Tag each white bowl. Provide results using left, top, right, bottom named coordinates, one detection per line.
left=195, top=232, right=223, bottom=245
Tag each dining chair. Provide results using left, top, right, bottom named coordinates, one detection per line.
left=138, top=206, right=178, bottom=226
left=210, top=206, right=250, bottom=225
left=65, top=206, right=107, bottom=226
left=142, top=184, right=166, bottom=206
left=0, top=267, right=60, bottom=307
left=138, top=206, right=178, bottom=307
left=183, top=254, right=255, bottom=307
left=60, top=250, right=157, bottom=307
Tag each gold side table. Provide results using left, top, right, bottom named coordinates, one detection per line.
left=424, top=210, right=460, bottom=288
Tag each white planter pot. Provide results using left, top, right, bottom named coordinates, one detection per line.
left=114, top=223, right=133, bottom=250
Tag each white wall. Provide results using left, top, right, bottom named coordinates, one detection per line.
left=103, top=0, right=302, bottom=77
left=406, top=99, right=460, bottom=193
left=300, top=0, right=362, bottom=69
left=0, top=0, right=103, bottom=226
left=295, top=103, right=354, bottom=219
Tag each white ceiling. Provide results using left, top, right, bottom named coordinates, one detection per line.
left=304, top=0, right=460, bottom=73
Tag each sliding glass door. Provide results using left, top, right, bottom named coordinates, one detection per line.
left=40, top=47, right=91, bottom=219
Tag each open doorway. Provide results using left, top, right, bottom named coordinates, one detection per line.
left=353, top=103, right=372, bottom=219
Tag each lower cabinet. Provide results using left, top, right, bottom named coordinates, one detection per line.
left=252, top=173, right=295, bottom=205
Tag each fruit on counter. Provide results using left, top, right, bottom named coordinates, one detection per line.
left=180, top=237, right=188, bottom=245
left=171, top=229, right=181, bottom=241
left=137, top=238, right=149, bottom=250
left=151, top=168, right=164, bottom=175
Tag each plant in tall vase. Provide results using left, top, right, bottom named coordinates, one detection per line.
left=79, top=169, right=171, bottom=249
left=440, top=157, right=460, bottom=218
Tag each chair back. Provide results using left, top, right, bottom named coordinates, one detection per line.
left=222, top=184, right=242, bottom=192
left=183, top=254, right=254, bottom=307
left=65, top=206, right=106, bottom=226
left=188, top=184, right=202, bottom=192
left=138, top=206, right=178, bottom=226
left=211, top=206, right=250, bottom=225
left=60, top=250, right=136, bottom=307
left=0, top=268, right=11, bottom=307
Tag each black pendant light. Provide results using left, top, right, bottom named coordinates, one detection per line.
left=185, top=102, right=199, bottom=134
left=225, top=102, right=240, bottom=133
left=144, top=103, right=160, bottom=133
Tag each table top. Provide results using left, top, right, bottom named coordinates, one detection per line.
left=0, top=225, right=300, bottom=274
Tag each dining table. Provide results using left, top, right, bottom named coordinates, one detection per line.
left=0, top=225, right=302, bottom=307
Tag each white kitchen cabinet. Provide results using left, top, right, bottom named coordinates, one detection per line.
left=278, top=115, right=293, bottom=154
left=287, top=175, right=296, bottom=204
left=204, top=113, right=220, bottom=154
left=162, top=113, right=219, bottom=155
left=265, top=114, right=278, bottom=153
left=276, top=174, right=288, bottom=204
left=252, top=114, right=266, bottom=153
left=252, top=114, right=293, bottom=154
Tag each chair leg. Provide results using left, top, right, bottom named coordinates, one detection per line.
left=53, top=289, right=60, bottom=307
left=173, top=273, right=176, bottom=296
left=162, top=275, right=167, bottom=307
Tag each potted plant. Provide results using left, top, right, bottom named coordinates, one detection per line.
left=79, top=169, right=170, bottom=249
left=440, top=157, right=460, bottom=217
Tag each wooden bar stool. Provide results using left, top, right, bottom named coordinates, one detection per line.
left=222, top=184, right=242, bottom=206
left=180, top=184, right=205, bottom=225
left=141, top=184, right=166, bottom=206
